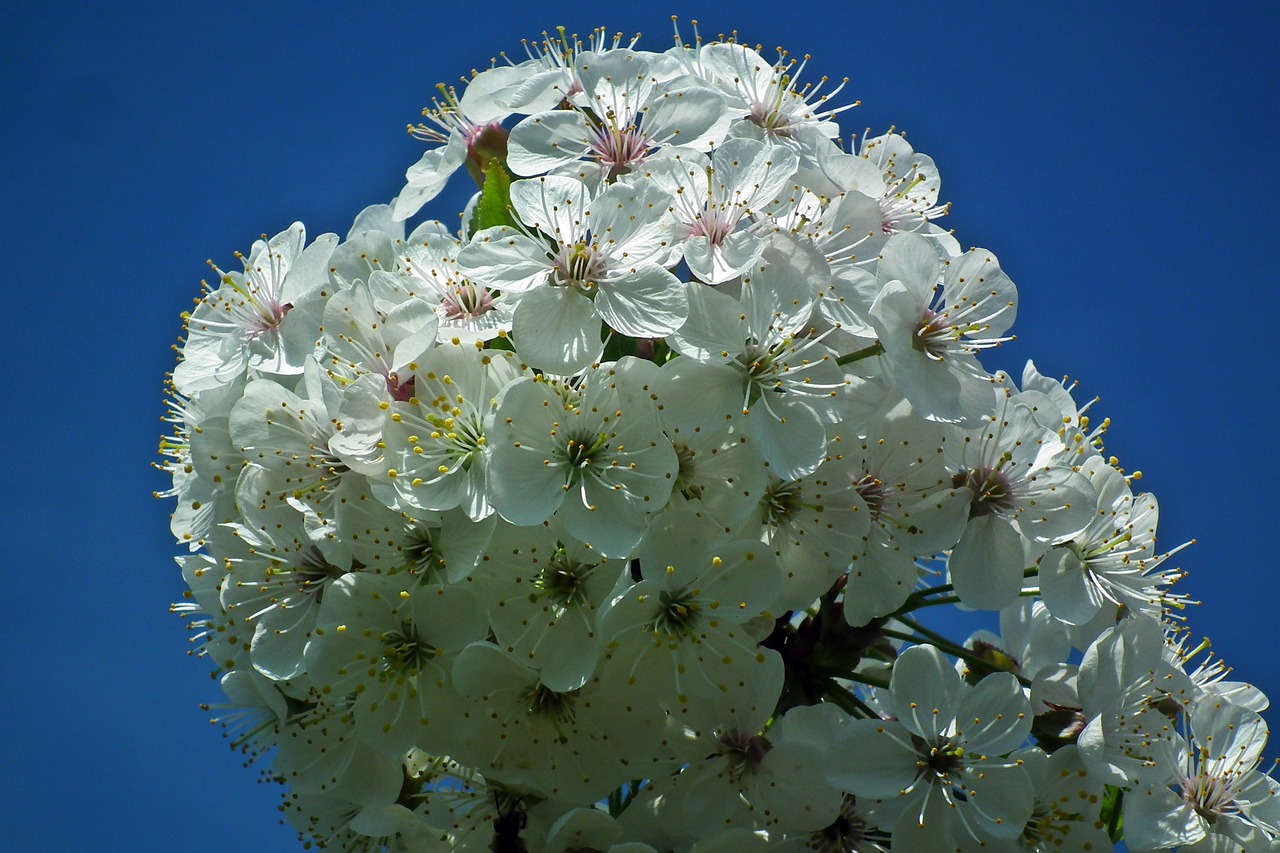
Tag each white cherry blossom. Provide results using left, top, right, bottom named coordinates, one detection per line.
left=174, top=222, right=337, bottom=394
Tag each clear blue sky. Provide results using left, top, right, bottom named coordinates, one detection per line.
left=3, top=2, right=1277, bottom=850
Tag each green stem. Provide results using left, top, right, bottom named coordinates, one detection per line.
left=822, top=683, right=867, bottom=717
left=912, top=581, right=955, bottom=598
left=898, top=567, right=1040, bottom=616
left=836, top=669, right=891, bottom=691
left=835, top=341, right=884, bottom=366
left=892, top=616, right=957, bottom=650
left=891, top=618, right=1033, bottom=687
left=909, top=594, right=962, bottom=609
left=822, top=680, right=882, bottom=718
left=608, top=786, right=624, bottom=817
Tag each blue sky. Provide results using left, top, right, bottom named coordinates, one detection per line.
left=3, top=2, right=1278, bottom=850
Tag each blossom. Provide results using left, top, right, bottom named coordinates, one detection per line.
left=303, top=572, right=486, bottom=756
left=173, top=223, right=337, bottom=394
left=869, top=232, right=1017, bottom=425
left=672, top=38, right=851, bottom=165
left=831, top=644, right=1034, bottom=848
left=393, top=65, right=529, bottom=221
left=158, top=24, right=1276, bottom=853
left=458, top=175, right=686, bottom=373
left=1038, top=454, right=1188, bottom=626
left=595, top=507, right=784, bottom=732
left=486, top=360, right=677, bottom=557
left=372, top=343, right=529, bottom=520
left=945, top=394, right=1096, bottom=610
left=506, top=48, right=729, bottom=184
left=667, top=233, right=850, bottom=480
left=473, top=518, right=623, bottom=691
left=1124, top=699, right=1280, bottom=852
left=647, top=137, right=800, bottom=283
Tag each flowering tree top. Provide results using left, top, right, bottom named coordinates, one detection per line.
left=158, top=22, right=1279, bottom=853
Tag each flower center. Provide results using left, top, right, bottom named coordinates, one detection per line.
left=553, top=242, right=607, bottom=290
left=912, top=308, right=954, bottom=360
left=289, top=548, right=347, bottom=600
left=386, top=371, right=416, bottom=402
left=441, top=282, right=496, bottom=320
left=402, top=522, right=445, bottom=578
left=522, top=683, right=577, bottom=726
left=652, top=587, right=701, bottom=636
left=534, top=551, right=596, bottom=608
left=914, top=736, right=965, bottom=779
left=586, top=121, right=650, bottom=179
left=380, top=621, right=436, bottom=675
left=811, top=796, right=882, bottom=853
left=1182, top=769, right=1238, bottom=824
left=562, top=429, right=610, bottom=471
left=716, top=730, right=772, bottom=781
left=853, top=474, right=886, bottom=521
left=747, top=99, right=794, bottom=136
left=955, top=465, right=1017, bottom=516
left=672, top=442, right=704, bottom=500
left=686, top=208, right=737, bottom=246
left=762, top=479, right=804, bottom=528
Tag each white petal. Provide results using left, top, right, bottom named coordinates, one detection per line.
left=506, top=110, right=593, bottom=176
left=829, top=719, right=921, bottom=797
left=890, top=644, right=963, bottom=739
left=596, top=265, right=688, bottom=337
left=512, top=286, right=602, bottom=374
left=1039, top=546, right=1106, bottom=625
left=949, top=515, right=1027, bottom=611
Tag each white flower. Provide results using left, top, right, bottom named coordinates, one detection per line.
left=501, top=27, right=641, bottom=114
left=486, top=360, right=678, bottom=557
left=1076, top=616, right=1192, bottom=788
left=393, top=64, right=527, bottom=221
left=174, top=222, right=337, bottom=394
left=506, top=48, right=728, bottom=184
left=229, top=371, right=356, bottom=560
left=953, top=745, right=1111, bottom=853
left=156, top=385, right=241, bottom=549
left=832, top=644, right=1034, bottom=848
left=946, top=395, right=1096, bottom=610
left=272, top=696, right=405, bottom=807
left=667, top=233, right=850, bottom=480
left=662, top=703, right=845, bottom=833
left=651, top=358, right=770, bottom=531
left=474, top=518, right=623, bottom=691
left=1038, top=454, right=1188, bottom=626
left=219, top=528, right=351, bottom=682
left=672, top=40, right=851, bottom=164
left=1125, top=699, right=1280, bottom=852
left=835, top=385, right=968, bottom=626
left=647, top=137, right=799, bottom=283
left=967, top=598, right=1072, bottom=686
left=859, top=131, right=952, bottom=241
left=394, top=223, right=517, bottom=344
left=303, top=572, right=486, bottom=756
left=868, top=232, right=1017, bottom=425
left=753, top=457, right=872, bottom=612
left=458, top=175, right=685, bottom=374
left=320, top=278, right=438, bottom=392
left=374, top=343, right=529, bottom=521
left=449, top=641, right=640, bottom=802
left=596, top=507, right=784, bottom=731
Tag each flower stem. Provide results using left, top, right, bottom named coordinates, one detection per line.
left=822, top=681, right=879, bottom=718
left=835, top=341, right=884, bottom=366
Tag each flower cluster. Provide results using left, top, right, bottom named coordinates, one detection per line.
left=159, top=24, right=1279, bottom=853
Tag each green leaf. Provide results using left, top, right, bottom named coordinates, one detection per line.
left=1100, top=784, right=1125, bottom=843
left=468, top=159, right=516, bottom=238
